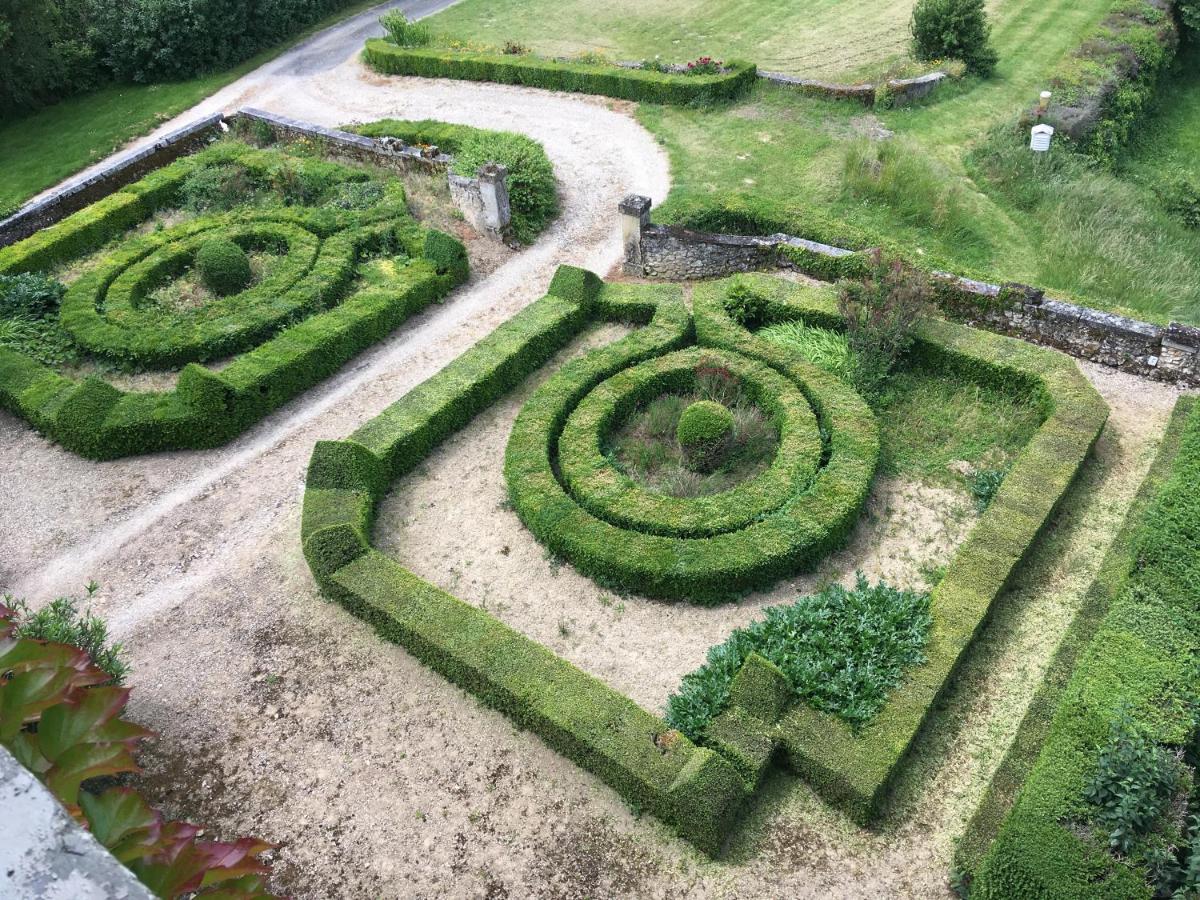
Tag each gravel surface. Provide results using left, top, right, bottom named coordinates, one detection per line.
left=0, top=13, right=1194, bottom=898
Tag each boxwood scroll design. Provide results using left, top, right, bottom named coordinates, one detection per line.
left=300, top=270, right=1107, bottom=852
left=0, top=143, right=468, bottom=460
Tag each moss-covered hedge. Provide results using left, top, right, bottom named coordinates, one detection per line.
left=687, top=274, right=1108, bottom=823
left=362, top=39, right=757, bottom=105
left=0, top=142, right=468, bottom=460
left=970, top=395, right=1200, bottom=899
left=301, top=267, right=749, bottom=853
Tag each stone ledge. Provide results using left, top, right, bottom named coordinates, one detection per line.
left=0, top=745, right=154, bottom=900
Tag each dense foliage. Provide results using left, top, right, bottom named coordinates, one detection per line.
left=0, top=0, right=368, bottom=116
left=675, top=399, right=735, bottom=472
left=6, top=584, right=129, bottom=683
left=195, top=238, right=252, bottom=296
left=665, top=575, right=932, bottom=741
left=0, top=602, right=279, bottom=897
left=910, top=0, right=998, bottom=76
left=380, top=10, right=431, bottom=47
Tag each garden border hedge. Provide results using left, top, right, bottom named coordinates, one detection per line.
left=362, top=39, right=757, bottom=105
left=685, top=274, right=1109, bottom=823
left=301, top=269, right=1107, bottom=849
left=0, top=142, right=468, bottom=460
left=969, top=394, right=1200, bottom=899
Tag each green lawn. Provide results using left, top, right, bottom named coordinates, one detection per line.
left=0, top=0, right=389, bottom=217
left=424, top=0, right=921, bottom=80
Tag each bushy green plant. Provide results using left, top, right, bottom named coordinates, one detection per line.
left=380, top=10, right=431, bottom=47
left=838, top=251, right=931, bottom=399
left=910, top=0, right=998, bottom=76
left=180, top=163, right=255, bottom=212
left=724, top=277, right=769, bottom=327
left=1182, top=0, right=1200, bottom=31
left=757, top=319, right=854, bottom=379
left=1083, top=708, right=1185, bottom=856
left=968, top=466, right=1006, bottom=510
left=195, top=238, right=251, bottom=296
left=676, top=399, right=735, bottom=472
left=327, top=180, right=385, bottom=210
left=6, top=584, right=129, bottom=683
left=0, top=271, right=66, bottom=318
left=665, top=575, right=932, bottom=740
left=451, top=130, right=558, bottom=244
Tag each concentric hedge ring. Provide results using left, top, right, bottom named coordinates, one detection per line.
left=59, top=214, right=403, bottom=368
left=504, top=302, right=880, bottom=602
left=558, top=347, right=822, bottom=538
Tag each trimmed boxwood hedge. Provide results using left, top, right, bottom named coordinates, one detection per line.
left=362, top=39, right=757, bottom=105
left=688, top=274, right=1108, bottom=821
left=969, top=395, right=1200, bottom=899
left=300, top=269, right=1107, bottom=847
left=0, top=142, right=468, bottom=459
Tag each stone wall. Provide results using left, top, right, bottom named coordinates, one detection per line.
left=1, top=745, right=155, bottom=899
left=0, top=114, right=224, bottom=248
left=620, top=195, right=1200, bottom=387
left=758, top=70, right=947, bottom=107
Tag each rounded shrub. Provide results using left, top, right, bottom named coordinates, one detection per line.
left=910, top=0, right=998, bottom=76
left=195, top=238, right=251, bottom=296
left=677, top=400, right=735, bottom=472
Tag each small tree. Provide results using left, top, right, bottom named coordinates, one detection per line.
left=837, top=250, right=931, bottom=398
left=910, top=0, right=999, bottom=77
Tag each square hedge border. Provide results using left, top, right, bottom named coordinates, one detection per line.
left=0, top=142, right=468, bottom=460
left=300, top=269, right=1108, bottom=851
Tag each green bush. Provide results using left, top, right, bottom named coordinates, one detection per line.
left=195, top=237, right=252, bottom=296
left=676, top=399, right=735, bottom=472
left=379, top=10, right=430, bottom=47
left=362, top=39, right=757, bottom=106
left=724, top=277, right=769, bottom=327
left=180, top=163, right=255, bottom=212
left=452, top=130, right=558, bottom=244
left=910, top=0, right=998, bottom=76
left=666, top=575, right=931, bottom=741
left=0, top=272, right=66, bottom=318
left=5, top=584, right=129, bottom=684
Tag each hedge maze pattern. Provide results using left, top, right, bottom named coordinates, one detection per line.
left=300, top=269, right=1109, bottom=850
left=0, top=142, right=468, bottom=460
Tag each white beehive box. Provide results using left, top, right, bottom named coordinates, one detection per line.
left=1030, top=124, right=1054, bottom=152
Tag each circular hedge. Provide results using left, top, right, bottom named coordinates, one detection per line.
left=195, top=238, right=252, bottom=296
left=505, top=333, right=878, bottom=602
left=677, top=399, right=735, bottom=472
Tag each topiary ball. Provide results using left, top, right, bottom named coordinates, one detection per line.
left=677, top=399, right=735, bottom=473
left=195, top=238, right=251, bottom=296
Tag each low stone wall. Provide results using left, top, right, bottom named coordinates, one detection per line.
left=1, top=745, right=155, bottom=899
left=759, top=70, right=947, bottom=107
left=0, top=114, right=224, bottom=248
left=620, top=195, right=1200, bottom=387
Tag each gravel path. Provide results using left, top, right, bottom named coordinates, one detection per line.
left=0, top=12, right=1193, bottom=899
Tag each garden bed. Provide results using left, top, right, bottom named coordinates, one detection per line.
left=0, top=137, right=469, bottom=459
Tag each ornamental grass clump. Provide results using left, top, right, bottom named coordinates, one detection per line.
left=665, top=575, right=932, bottom=741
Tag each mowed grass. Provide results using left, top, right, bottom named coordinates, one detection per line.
left=425, top=0, right=920, bottom=79
left=0, top=0, right=388, bottom=216
left=634, top=0, right=1200, bottom=323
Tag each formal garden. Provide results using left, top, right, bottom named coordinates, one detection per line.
left=1, top=0, right=1199, bottom=897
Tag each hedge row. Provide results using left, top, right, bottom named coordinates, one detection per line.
left=362, top=40, right=757, bottom=105
left=1036, top=0, right=1181, bottom=164
left=501, top=276, right=876, bottom=602
left=301, top=267, right=748, bottom=853
left=971, top=395, right=1200, bottom=899
left=556, top=347, right=822, bottom=538
left=0, top=142, right=468, bottom=459
left=686, top=274, right=1107, bottom=823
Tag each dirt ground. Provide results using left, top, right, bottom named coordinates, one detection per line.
left=0, top=40, right=1194, bottom=899
left=374, top=323, right=975, bottom=714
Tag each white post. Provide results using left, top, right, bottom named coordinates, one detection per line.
left=477, top=163, right=511, bottom=232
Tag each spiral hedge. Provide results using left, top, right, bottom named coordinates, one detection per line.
left=301, top=269, right=1107, bottom=848
left=0, top=141, right=468, bottom=459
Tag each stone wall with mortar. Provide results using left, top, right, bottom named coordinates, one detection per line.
left=620, top=195, right=1200, bottom=387
left=0, top=114, right=225, bottom=248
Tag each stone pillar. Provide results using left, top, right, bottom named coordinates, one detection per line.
left=478, top=164, right=512, bottom=232
left=620, top=195, right=652, bottom=275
